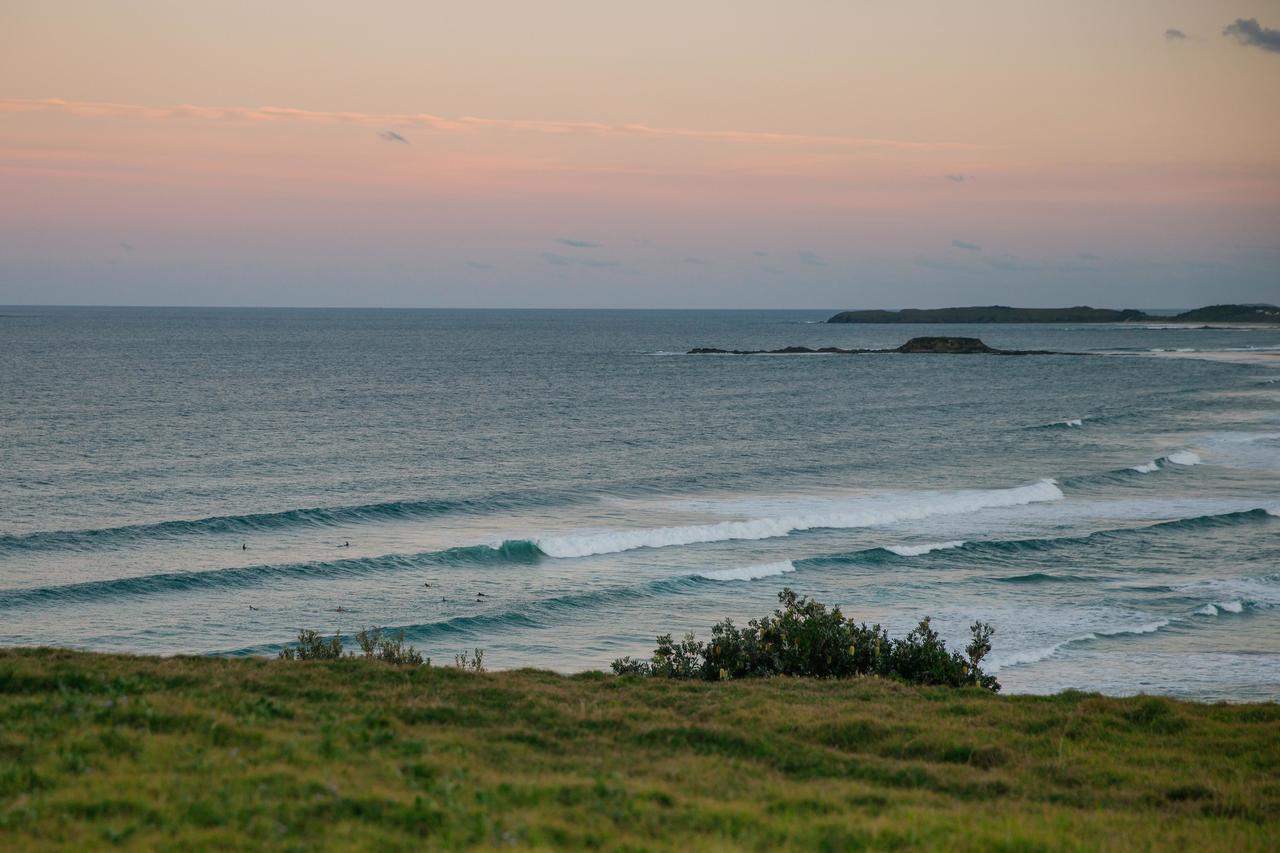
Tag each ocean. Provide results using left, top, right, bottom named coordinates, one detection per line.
left=1, top=307, right=1277, bottom=701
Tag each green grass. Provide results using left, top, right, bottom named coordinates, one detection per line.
left=1, top=649, right=1277, bottom=850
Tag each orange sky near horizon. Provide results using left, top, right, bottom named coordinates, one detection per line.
left=1, top=1, right=1277, bottom=307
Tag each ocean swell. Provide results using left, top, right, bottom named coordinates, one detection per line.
left=0, top=492, right=564, bottom=555
left=534, top=480, right=1064, bottom=558
left=0, top=539, right=543, bottom=609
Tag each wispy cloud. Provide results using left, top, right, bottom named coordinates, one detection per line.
left=797, top=250, right=827, bottom=267
left=1164, top=28, right=1187, bottom=41
left=985, top=254, right=1039, bottom=271
left=751, top=250, right=769, bottom=257
left=465, top=260, right=494, bottom=270
left=540, top=252, right=619, bottom=269
left=557, top=238, right=601, bottom=248
left=683, top=256, right=711, bottom=265
left=1077, top=252, right=1100, bottom=260
left=943, top=173, right=967, bottom=182
left=916, top=256, right=981, bottom=274
left=1222, top=18, right=1280, bottom=53
left=0, top=98, right=977, bottom=151
left=379, top=130, right=408, bottom=143
left=951, top=240, right=982, bottom=251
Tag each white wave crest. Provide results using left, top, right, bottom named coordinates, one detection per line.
left=534, top=479, right=1064, bottom=559
left=1131, top=460, right=1160, bottom=473
left=1174, top=576, right=1280, bottom=611
left=1198, top=600, right=1246, bottom=617
left=884, top=540, right=966, bottom=557
left=699, top=561, right=796, bottom=582
left=1165, top=450, right=1202, bottom=466
left=987, top=619, right=1170, bottom=673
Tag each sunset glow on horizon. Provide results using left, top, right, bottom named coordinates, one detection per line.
left=2, top=1, right=1277, bottom=307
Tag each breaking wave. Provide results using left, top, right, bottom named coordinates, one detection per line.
left=883, top=541, right=966, bottom=557
left=699, top=561, right=796, bottom=582
left=986, top=619, right=1171, bottom=672
left=533, top=480, right=1064, bottom=558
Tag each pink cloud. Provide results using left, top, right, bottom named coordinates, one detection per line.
left=0, top=98, right=975, bottom=151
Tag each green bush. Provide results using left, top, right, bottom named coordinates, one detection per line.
left=355, top=628, right=427, bottom=666
left=612, top=588, right=1000, bottom=692
left=454, top=649, right=486, bottom=673
left=278, top=628, right=427, bottom=666
left=277, top=629, right=344, bottom=661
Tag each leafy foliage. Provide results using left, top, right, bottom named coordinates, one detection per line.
left=277, top=629, right=344, bottom=661
left=612, top=588, right=1000, bottom=692
left=454, top=648, right=486, bottom=673
left=355, top=628, right=427, bottom=666
left=278, top=628, right=427, bottom=666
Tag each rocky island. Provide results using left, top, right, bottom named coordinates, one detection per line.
left=689, top=336, right=1059, bottom=355
left=826, top=303, right=1280, bottom=324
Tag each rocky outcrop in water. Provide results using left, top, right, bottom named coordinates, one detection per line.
left=688, top=337, right=1060, bottom=356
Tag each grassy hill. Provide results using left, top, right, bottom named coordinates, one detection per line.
left=1, top=649, right=1277, bottom=850
left=825, top=304, right=1280, bottom=324
left=1171, top=304, right=1280, bottom=323
left=827, top=306, right=1147, bottom=324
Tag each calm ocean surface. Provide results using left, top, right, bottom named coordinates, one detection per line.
left=2, top=307, right=1278, bottom=700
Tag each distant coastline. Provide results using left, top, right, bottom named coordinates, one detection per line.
left=827, top=303, right=1280, bottom=325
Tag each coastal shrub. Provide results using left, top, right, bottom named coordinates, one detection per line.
left=454, top=649, right=486, bottom=673
left=611, top=588, right=1000, bottom=692
left=356, top=628, right=427, bottom=666
left=277, top=628, right=426, bottom=666
left=278, top=629, right=344, bottom=661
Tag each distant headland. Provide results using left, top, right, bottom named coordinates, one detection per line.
left=826, top=304, right=1280, bottom=324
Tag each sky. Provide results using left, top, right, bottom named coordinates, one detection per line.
left=1, top=1, right=1278, bottom=308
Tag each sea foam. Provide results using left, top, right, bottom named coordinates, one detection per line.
left=987, top=619, right=1170, bottom=672
left=699, top=561, right=796, bottom=582
left=1166, top=450, right=1202, bottom=466
left=534, top=480, right=1064, bottom=559
left=884, top=540, right=966, bottom=557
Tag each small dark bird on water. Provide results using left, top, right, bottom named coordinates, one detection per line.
left=476, top=592, right=487, bottom=597
left=242, top=543, right=247, bottom=550
left=248, top=605, right=258, bottom=611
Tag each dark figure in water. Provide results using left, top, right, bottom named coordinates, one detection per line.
left=242, top=543, right=247, bottom=551
left=342, top=541, right=350, bottom=547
